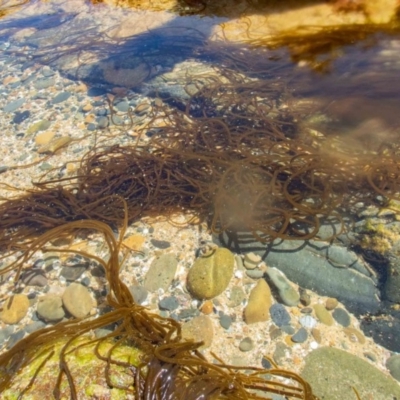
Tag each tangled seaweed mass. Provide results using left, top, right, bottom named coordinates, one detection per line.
left=0, top=57, right=398, bottom=397
left=1, top=1, right=400, bottom=398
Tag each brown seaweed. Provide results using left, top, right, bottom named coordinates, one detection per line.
left=0, top=207, right=317, bottom=399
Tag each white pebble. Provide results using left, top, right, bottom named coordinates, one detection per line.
left=299, top=315, right=317, bottom=329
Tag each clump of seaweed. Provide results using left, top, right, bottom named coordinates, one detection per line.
left=0, top=69, right=399, bottom=252
left=0, top=204, right=317, bottom=399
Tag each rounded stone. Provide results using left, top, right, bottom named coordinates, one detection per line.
left=144, top=253, right=178, bottom=292
left=187, top=248, right=234, bottom=299
left=181, top=315, right=213, bottom=349
left=291, top=327, right=308, bottom=343
left=299, top=315, right=317, bottom=329
left=313, top=304, right=334, bottom=326
left=266, top=267, right=300, bottom=306
left=325, top=297, right=338, bottom=310
left=386, top=354, right=400, bottom=382
left=0, top=294, right=30, bottom=324
left=62, top=283, right=95, bottom=318
left=239, top=337, right=254, bottom=352
left=243, top=252, right=261, bottom=269
left=270, top=303, right=291, bottom=327
left=244, top=279, right=272, bottom=324
left=37, top=294, right=65, bottom=321
left=302, top=347, right=400, bottom=399
left=332, top=308, right=351, bottom=327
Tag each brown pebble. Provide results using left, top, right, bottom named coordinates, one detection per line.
left=313, top=304, right=334, bottom=326
left=0, top=294, right=30, bottom=324
left=343, top=327, right=366, bottom=344
left=244, top=279, right=272, bottom=324
left=35, top=131, right=55, bottom=145
left=82, top=103, right=92, bottom=112
left=300, top=307, right=313, bottom=314
left=325, top=297, right=338, bottom=310
left=201, top=300, right=214, bottom=315
left=311, top=328, right=322, bottom=343
left=37, top=136, right=72, bottom=154
left=181, top=315, right=213, bottom=349
left=122, top=235, right=145, bottom=252
left=84, top=114, right=96, bottom=124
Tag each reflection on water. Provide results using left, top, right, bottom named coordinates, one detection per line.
left=1, top=0, right=400, bottom=398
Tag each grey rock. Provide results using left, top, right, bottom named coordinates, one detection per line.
left=129, top=285, right=148, bottom=304
left=7, top=330, right=25, bottom=349
left=246, top=269, right=264, bottom=279
left=24, top=321, right=46, bottom=334
left=281, top=324, right=295, bottom=334
left=273, top=342, right=291, bottom=365
left=37, top=294, right=65, bottom=321
left=266, top=267, right=300, bottom=306
left=115, top=101, right=130, bottom=112
left=386, top=354, right=400, bottom=382
left=239, top=337, right=254, bottom=352
left=0, top=326, right=15, bottom=345
left=20, top=269, right=48, bottom=287
left=144, top=254, right=178, bottom=292
left=219, top=313, right=232, bottom=330
left=215, top=234, right=380, bottom=315
left=34, top=77, right=55, bottom=90
left=60, top=264, right=87, bottom=281
left=3, top=98, right=24, bottom=113
left=62, top=283, right=95, bottom=318
left=384, top=255, right=400, bottom=303
left=52, top=91, right=71, bottom=104
left=96, top=116, right=109, bottom=129
left=42, top=67, right=55, bottom=77
left=291, top=327, right=308, bottom=343
left=332, top=308, right=351, bottom=327
left=158, top=296, right=179, bottom=311
left=150, top=239, right=171, bottom=249
left=270, top=303, right=291, bottom=327
left=302, top=347, right=400, bottom=399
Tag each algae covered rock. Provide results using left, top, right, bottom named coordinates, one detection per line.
left=0, top=335, right=142, bottom=399
left=302, top=347, right=400, bottom=400
left=187, top=247, right=234, bottom=299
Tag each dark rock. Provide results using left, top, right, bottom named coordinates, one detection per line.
left=20, top=269, right=48, bottom=287
left=361, top=317, right=400, bottom=352
left=13, top=110, right=30, bottom=124
left=291, top=327, right=308, bottom=343
left=150, top=239, right=171, bottom=249
left=60, top=263, right=87, bottom=281
left=215, top=233, right=379, bottom=315
left=87, top=87, right=107, bottom=97
left=270, top=303, right=291, bottom=327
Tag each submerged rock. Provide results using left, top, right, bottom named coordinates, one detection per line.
left=187, top=247, right=234, bottom=299
left=302, top=347, right=400, bottom=400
